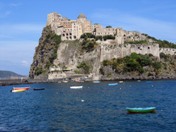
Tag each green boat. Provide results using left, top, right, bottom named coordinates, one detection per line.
left=126, top=107, right=156, bottom=114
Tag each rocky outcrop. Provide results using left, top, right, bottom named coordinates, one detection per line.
left=29, top=26, right=61, bottom=79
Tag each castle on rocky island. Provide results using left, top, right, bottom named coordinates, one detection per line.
left=46, top=12, right=176, bottom=58
left=47, top=12, right=145, bottom=44
left=29, top=12, right=176, bottom=80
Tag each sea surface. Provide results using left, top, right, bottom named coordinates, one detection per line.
left=0, top=80, right=176, bottom=132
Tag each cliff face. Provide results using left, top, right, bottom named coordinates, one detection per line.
left=48, top=40, right=101, bottom=80
left=29, top=26, right=61, bottom=79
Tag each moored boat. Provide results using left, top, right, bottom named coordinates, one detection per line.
left=11, top=89, right=28, bottom=93
left=11, top=87, right=30, bottom=92
left=93, top=80, right=100, bottom=83
left=70, top=86, right=83, bottom=89
left=119, top=81, right=124, bottom=83
left=33, top=88, right=45, bottom=90
left=126, top=107, right=156, bottom=114
left=108, top=83, right=118, bottom=86
left=13, top=87, right=30, bottom=90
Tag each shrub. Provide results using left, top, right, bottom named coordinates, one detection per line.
left=106, top=26, right=112, bottom=28
left=152, top=62, right=162, bottom=70
left=103, top=35, right=115, bottom=41
left=95, top=36, right=103, bottom=41
left=35, top=67, right=43, bottom=75
left=81, top=39, right=97, bottom=52
left=80, top=33, right=95, bottom=39
left=77, top=62, right=91, bottom=74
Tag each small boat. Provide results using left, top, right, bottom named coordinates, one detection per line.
left=33, top=88, right=45, bottom=91
left=119, top=81, right=124, bottom=83
left=62, top=80, right=68, bottom=83
left=13, top=87, right=30, bottom=90
left=108, top=83, right=118, bottom=86
left=11, top=89, right=28, bottom=93
left=11, top=87, right=30, bottom=92
left=70, top=86, right=83, bottom=89
left=126, top=107, right=156, bottom=114
left=93, top=80, right=100, bottom=83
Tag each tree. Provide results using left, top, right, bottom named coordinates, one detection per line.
left=106, top=26, right=112, bottom=28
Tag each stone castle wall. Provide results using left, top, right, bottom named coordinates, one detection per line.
left=160, top=48, right=176, bottom=55
left=100, top=41, right=160, bottom=62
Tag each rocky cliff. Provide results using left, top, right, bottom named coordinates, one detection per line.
left=29, top=26, right=61, bottom=79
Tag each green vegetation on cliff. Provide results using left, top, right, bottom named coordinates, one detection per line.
left=77, top=62, right=92, bottom=74
left=29, top=26, right=61, bottom=78
left=80, top=33, right=115, bottom=41
left=142, top=34, right=176, bottom=48
left=100, top=52, right=176, bottom=79
left=101, top=53, right=160, bottom=74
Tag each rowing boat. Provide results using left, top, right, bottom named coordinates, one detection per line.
left=108, top=83, right=118, bottom=86
left=11, top=89, right=28, bottom=93
left=126, top=107, right=156, bottom=114
left=70, top=86, right=83, bottom=89
left=11, top=87, right=30, bottom=93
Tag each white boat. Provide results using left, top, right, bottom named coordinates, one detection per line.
left=70, top=86, right=83, bottom=89
left=62, top=80, right=68, bottom=83
left=93, top=80, right=100, bottom=83
left=119, top=81, right=124, bottom=83
left=108, top=83, right=118, bottom=86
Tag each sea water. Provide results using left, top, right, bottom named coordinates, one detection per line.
left=0, top=80, right=176, bottom=132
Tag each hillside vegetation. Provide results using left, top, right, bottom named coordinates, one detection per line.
left=100, top=53, right=176, bottom=80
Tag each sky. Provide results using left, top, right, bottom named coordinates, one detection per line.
left=0, top=0, right=176, bottom=75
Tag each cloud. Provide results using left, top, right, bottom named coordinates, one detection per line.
left=0, top=23, right=44, bottom=75
left=0, top=40, right=38, bottom=75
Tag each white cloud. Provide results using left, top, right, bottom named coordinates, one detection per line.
left=0, top=40, right=38, bottom=75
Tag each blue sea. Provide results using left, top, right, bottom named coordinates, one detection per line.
left=0, top=80, right=176, bottom=132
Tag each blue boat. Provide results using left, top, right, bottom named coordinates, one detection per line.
left=108, top=83, right=118, bottom=86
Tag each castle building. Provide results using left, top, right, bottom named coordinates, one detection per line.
left=46, top=12, right=144, bottom=43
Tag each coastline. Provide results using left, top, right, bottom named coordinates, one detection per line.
left=1, top=76, right=176, bottom=87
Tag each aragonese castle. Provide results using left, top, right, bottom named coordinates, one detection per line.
left=47, top=12, right=144, bottom=43
left=30, top=12, right=176, bottom=80
left=47, top=12, right=176, bottom=59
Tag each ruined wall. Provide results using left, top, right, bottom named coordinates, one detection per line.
left=130, top=44, right=160, bottom=58
left=100, top=41, right=160, bottom=62
left=160, top=48, right=176, bottom=55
